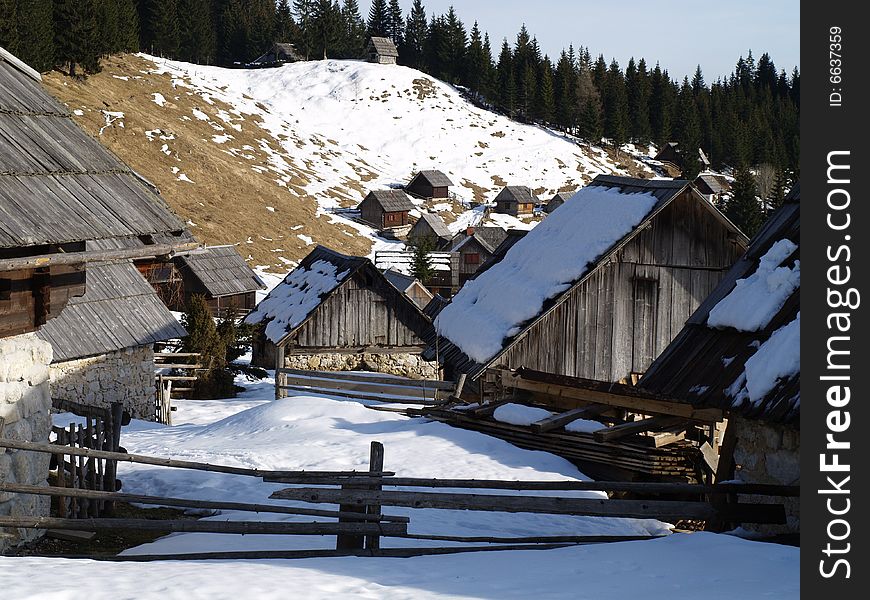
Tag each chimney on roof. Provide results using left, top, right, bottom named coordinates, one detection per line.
left=466, top=226, right=475, bottom=236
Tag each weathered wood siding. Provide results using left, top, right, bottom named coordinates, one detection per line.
left=0, top=264, right=85, bottom=338
left=291, top=272, right=427, bottom=350
left=457, top=238, right=492, bottom=283
left=407, top=181, right=448, bottom=199
left=494, top=193, right=743, bottom=382
left=359, top=196, right=385, bottom=229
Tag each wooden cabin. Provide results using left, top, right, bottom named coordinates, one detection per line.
left=426, top=175, right=749, bottom=390
left=640, top=185, right=800, bottom=534
left=249, top=42, right=303, bottom=66
left=655, top=142, right=712, bottom=175
left=450, top=227, right=509, bottom=285
left=37, top=261, right=187, bottom=421
left=494, top=186, right=537, bottom=216
left=358, top=189, right=415, bottom=230
left=367, top=37, right=399, bottom=64
left=408, top=213, right=453, bottom=249
left=545, top=192, right=572, bottom=214
left=0, top=46, right=192, bottom=551
left=159, top=245, right=267, bottom=315
left=246, top=246, right=434, bottom=379
left=693, top=173, right=731, bottom=204
left=383, top=268, right=434, bottom=310
left=406, top=170, right=453, bottom=199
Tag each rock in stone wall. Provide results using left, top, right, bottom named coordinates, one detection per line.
left=50, top=345, right=156, bottom=421
left=284, top=352, right=438, bottom=379
left=0, top=333, right=53, bottom=552
left=731, top=415, right=800, bottom=535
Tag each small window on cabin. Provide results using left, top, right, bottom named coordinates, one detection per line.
left=464, top=253, right=480, bottom=265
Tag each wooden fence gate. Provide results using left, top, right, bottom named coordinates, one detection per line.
left=51, top=401, right=126, bottom=518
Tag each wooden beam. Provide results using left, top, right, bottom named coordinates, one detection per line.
left=592, top=416, right=687, bottom=443
left=0, top=516, right=408, bottom=537
left=531, top=405, right=611, bottom=433
left=0, top=482, right=409, bottom=523
left=271, top=488, right=787, bottom=523
left=500, top=370, right=723, bottom=422
left=277, top=385, right=446, bottom=405
left=277, top=369, right=455, bottom=391
left=0, top=242, right=201, bottom=272
left=262, top=476, right=800, bottom=497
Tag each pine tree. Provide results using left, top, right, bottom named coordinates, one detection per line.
left=626, top=57, right=651, bottom=145
left=54, top=0, right=101, bottom=75
left=649, top=64, right=674, bottom=145
left=386, top=0, right=403, bottom=45
left=339, top=0, right=365, bottom=58
left=94, top=0, right=119, bottom=55
left=536, top=59, right=555, bottom=123
left=178, top=0, right=215, bottom=63
left=367, top=0, right=388, bottom=37
left=726, top=165, right=764, bottom=237
left=553, top=50, right=577, bottom=132
left=579, top=97, right=602, bottom=143
left=496, top=39, right=515, bottom=115
left=116, top=0, right=140, bottom=52
left=400, top=0, right=426, bottom=69
left=293, top=0, right=315, bottom=59
left=146, top=0, right=180, bottom=58
left=603, top=59, right=628, bottom=147
left=674, top=77, right=702, bottom=178
left=463, top=21, right=487, bottom=96
left=441, top=6, right=466, bottom=84
left=0, top=0, right=19, bottom=55
left=14, top=0, right=55, bottom=72
left=767, top=168, right=789, bottom=214
left=410, top=238, right=435, bottom=284
left=311, top=0, right=341, bottom=59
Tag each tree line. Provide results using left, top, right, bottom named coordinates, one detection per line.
left=1, top=0, right=798, bottom=235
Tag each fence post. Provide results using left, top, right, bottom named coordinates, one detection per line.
left=365, top=442, right=385, bottom=551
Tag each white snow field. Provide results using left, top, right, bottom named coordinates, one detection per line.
left=1, top=371, right=797, bottom=599
left=141, top=55, right=649, bottom=219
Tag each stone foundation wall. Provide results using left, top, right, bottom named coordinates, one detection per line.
left=731, top=415, right=800, bottom=535
left=0, top=333, right=53, bottom=552
left=284, top=351, right=438, bottom=379
left=50, top=345, right=156, bottom=421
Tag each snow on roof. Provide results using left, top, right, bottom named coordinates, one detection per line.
left=706, top=239, right=799, bottom=332
left=727, top=313, right=800, bottom=408
left=245, top=258, right=352, bottom=343
left=435, top=185, right=659, bottom=363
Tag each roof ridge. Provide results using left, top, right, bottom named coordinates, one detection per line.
left=0, top=46, right=41, bottom=82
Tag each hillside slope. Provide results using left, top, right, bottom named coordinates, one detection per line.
left=43, top=54, right=651, bottom=272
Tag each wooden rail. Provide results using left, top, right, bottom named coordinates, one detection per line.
left=275, top=369, right=456, bottom=405
left=270, top=487, right=786, bottom=523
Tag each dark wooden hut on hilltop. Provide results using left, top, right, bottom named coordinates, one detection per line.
left=545, top=192, right=573, bottom=214
left=693, top=173, right=731, bottom=204
left=654, top=142, right=712, bottom=175
left=426, top=175, right=749, bottom=391
left=639, top=185, right=800, bottom=533
left=493, top=186, right=537, bottom=216
left=246, top=246, right=434, bottom=378
left=406, top=170, right=453, bottom=199
left=358, top=189, right=415, bottom=230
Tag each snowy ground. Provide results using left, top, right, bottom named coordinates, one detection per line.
left=1, top=371, right=798, bottom=599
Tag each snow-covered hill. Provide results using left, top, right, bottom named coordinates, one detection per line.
left=44, top=54, right=652, bottom=273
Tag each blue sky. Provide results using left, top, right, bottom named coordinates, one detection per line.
left=364, top=0, right=800, bottom=80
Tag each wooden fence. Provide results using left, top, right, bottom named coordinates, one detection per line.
left=0, top=438, right=795, bottom=561
left=50, top=402, right=125, bottom=518
left=155, top=352, right=203, bottom=424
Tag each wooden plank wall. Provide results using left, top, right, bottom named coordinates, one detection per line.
left=292, top=272, right=428, bottom=350
left=496, top=193, right=744, bottom=384
left=0, top=265, right=85, bottom=338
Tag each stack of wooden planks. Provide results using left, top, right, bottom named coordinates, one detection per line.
left=276, top=369, right=456, bottom=405
left=418, top=405, right=703, bottom=481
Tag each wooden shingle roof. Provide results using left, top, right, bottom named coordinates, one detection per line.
left=495, top=186, right=537, bottom=205
left=36, top=261, right=186, bottom=362
left=369, top=37, right=399, bottom=57
left=424, top=175, right=746, bottom=379
left=177, top=245, right=266, bottom=298
left=411, top=170, right=454, bottom=188
left=365, top=189, right=415, bottom=212
left=415, top=213, right=452, bottom=239
left=0, top=48, right=188, bottom=250
left=639, top=185, right=800, bottom=424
